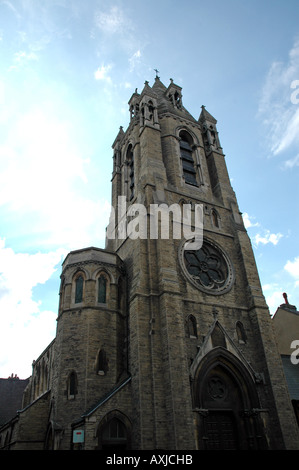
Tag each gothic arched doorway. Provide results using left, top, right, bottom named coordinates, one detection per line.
left=192, top=348, right=267, bottom=450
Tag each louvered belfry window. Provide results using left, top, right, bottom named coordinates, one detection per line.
left=180, top=135, right=197, bottom=186
left=127, top=145, right=134, bottom=200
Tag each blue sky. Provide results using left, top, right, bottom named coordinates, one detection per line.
left=0, top=0, right=299, bottom=378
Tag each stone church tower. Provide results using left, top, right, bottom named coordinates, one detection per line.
left=103, top=75, right=298, bottom=450
left=1, top=76, right=298, bottom=451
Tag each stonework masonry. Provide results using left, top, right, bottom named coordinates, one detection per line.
left=1, top=76, right=298, bottom=450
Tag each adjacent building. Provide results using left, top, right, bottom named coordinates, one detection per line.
left=272, top=293, right=299, bottom=427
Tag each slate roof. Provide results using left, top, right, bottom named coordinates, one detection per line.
left=0, top=377, right=29, bottom=426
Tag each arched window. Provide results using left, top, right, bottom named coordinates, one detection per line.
left=98, top=275, right=107, bottom=303
left=211, top=209, right=219, bottom=228
left=75, top=275, right=84, bottom=303
left=236, top=321, right=247, bottom=344
left=96, top=349, right=108, bottom=375
left=126, top=144, right=134, bottom=200
left=148, top=100, right=154, bottom=121
left=188, top=315, right=197, bottom=338
left=211, top=323, right=226, bottom=348
left=59, top=275, right=65, bottom=314
left=68, top=371, right=78, bottom=399
left=179, top=131, right=198, bottom=186
left=101, top=418, right=127, bottom=449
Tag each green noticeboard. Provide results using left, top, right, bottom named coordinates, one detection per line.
left=73, top=430, right=84, bottom=443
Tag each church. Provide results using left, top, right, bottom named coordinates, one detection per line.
left=0, top=75, right=298, bottom=450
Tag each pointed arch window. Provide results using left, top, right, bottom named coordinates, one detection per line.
left=211, top=209, right=219, bottom=228
left=179, top=131, right=198, bottom=187
left=101, top=418, right=127, bottom=449
left=169, top=90, right=182, bottom=108
left=96, top=349, right=108, bottom=375
left=75, top=275, right=84, bottom=303
left=236, top=321, right=247, bottom=344
left=126, top=144, right=134, bottom=200
left=98, top=275, right=107, bottom=303
left=188, top=315, right=197, bottom=338
left=68, top=371, right=78, bottom=399
left=211, top=323, right=226, bottom=348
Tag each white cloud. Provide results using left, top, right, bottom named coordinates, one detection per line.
left=272, top=107, right=299, bottom=155
left=41, top=196, right=111, bottom=250
left=0, top=103, right=110, bottom=251
left=94, top=64, right=113, bottom=82
left=129, top=49, right=141, bottom=72
left=0, top=98, right=112, bottom=376
left=94, top=6, right=127, bottom=34
left=258, top=38, right=299, bottom=159
left=92, top=5, right=140, bottom=57
left=14, top=50, right=38, bottom=62
left=0, top=106, right=87, bottom=204
left=284, top=153, right=299, bottom=168
left=253, top=230, right=283, bottom=247
left=2, top=0, right=21, bottom=19
left=0, top=238, right=65, bottom=378
left=284, top=256, right=299, bottom=285
left=8, top=50, right=39, bottom=71
left=243, top=214, right=283, bottom=247
left=242, top=212, right=259, bottom=229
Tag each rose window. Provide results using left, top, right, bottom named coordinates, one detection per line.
left=180, top=239, right=234, bottom=295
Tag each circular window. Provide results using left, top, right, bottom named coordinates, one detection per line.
left=179, top=238, right=234, bottom=295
